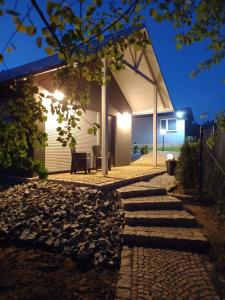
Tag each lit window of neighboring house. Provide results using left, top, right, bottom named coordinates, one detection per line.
left=160, top=118, right=177, bottom=132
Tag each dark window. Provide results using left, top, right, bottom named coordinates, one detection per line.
left=160, top=119, right=166, bottom=130
left=168, top=119, right=176, bottom=131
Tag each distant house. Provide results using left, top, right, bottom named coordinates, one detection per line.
left=0, top=24, right=175, bottom=175
left=132, top=108, right=199, bottom=149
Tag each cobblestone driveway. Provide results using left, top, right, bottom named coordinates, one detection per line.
left=116, top=247, right=221, bottom=300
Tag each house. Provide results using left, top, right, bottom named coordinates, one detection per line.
left=0, top=24, right=174, bottom=175
left=132, top=107, right=199, bottom=149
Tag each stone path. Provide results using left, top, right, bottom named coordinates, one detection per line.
left=115, top=175, right=221, bottom=299
left=116, top=247, right=220, bottom=300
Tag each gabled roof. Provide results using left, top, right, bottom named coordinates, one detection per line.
left=0, top=23, right=174, bottom=114
left=0, top=24, right=144, bottom=84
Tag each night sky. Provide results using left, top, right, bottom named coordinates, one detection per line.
left=0, top=1, right=224, bottom=122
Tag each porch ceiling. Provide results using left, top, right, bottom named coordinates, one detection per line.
left=112, top=30, right=174, bottom=115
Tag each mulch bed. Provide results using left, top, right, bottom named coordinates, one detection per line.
left=0, top=244, right=117, bottom=300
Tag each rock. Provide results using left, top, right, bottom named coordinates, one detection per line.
left=19, top=228, right=31, bottom=240
left=0, top=181, right=123, bottom=270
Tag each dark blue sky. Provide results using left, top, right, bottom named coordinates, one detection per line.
left=0, top=1, right=224, bottom=122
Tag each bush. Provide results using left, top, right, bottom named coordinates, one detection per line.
left=133, top=144, right=139, bottom=153
left=0, top=157, right=48, bottom=180
left=204, top=156, right=225, bottom=213
left=140, top=145, right=149, bottom=155
left=175, top=140, right=200, bottom=189
left=32, top=160, right=48, bottom=180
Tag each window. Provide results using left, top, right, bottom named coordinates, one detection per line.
left=160, top=118, right=177, bottom=132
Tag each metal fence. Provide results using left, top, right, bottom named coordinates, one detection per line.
left=201, top=126, right=225, bottom=204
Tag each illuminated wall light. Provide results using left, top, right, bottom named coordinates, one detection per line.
left=117, top=112, right=131, bottom=129
left=176, top=111, right=184, bottom=118
left=167, top=153, right=174, bottom=160
left=53, top=90, right=64, bottom=101
left=160, top=128, right=166, bottom=135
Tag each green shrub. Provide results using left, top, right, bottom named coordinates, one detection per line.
left=133, top=144, right=139, bottom=153
left=32, top=160, right=48, bottom=180
left=140, top=145, right=149, bottom=155
left=1, top=157, right=48, bottom=180
left=175, top=140, right=200, bottom=189
left=204, top=157, right=225, bottom=213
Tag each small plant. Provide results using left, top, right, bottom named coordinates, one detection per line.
left=175, top=140, right=200, bottom=189
left=133, top=144, right=139, bottom=153
left=140, top=145, right=149, bottom=155
left=32, top=160, right=48, bottom=180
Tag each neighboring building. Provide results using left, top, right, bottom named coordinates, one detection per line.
left=132, top=108, right=198, bottom=148
left=0, top=24, right=174, bottom=175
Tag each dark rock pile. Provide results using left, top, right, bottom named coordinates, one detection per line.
left=0, top=181, right=124, bottom=270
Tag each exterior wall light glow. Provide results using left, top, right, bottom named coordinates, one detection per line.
left=53, top=90, right=64, bottom=101
left=117, top=112, right=131, bottom=129
left=176, top=111, right=184, bottom=118
left=160, top=128, right=166, bottom=135
left=166, top=153, right=174, bottom=160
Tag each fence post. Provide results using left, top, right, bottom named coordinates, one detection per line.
left=199, top=126, right=203, bottom=198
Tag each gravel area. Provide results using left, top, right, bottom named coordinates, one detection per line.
left=48, top=152, right=168, bottom=185
left=0, top=181, right=124, bottom=270
left=48, top=166, right=165, bottom=185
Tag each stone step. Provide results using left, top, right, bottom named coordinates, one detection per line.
left=125, top=210, right=197, bottom=227
left=122, top=225, right=209, bottom=252
left=122, top=195, right=183, bottom=211
left=117, top=182, right=167, bottom=198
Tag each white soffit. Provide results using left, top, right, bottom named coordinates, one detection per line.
left=112, top=29, right=174, bottom=115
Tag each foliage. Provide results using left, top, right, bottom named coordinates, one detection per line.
left=0, top=0, right=224, bottom=170
left=204, top=157, right=225, bottom=214
left=175, top=140, right=200, bottom=189
left=0, top=0, right=224, bottom=77
left=0, top=78, right=48, bottom=178
left=140, top=145, right=149, bottom=155
left=207, top=110, right=225, bottom=149
left=133, top=144, right=139, bottom=153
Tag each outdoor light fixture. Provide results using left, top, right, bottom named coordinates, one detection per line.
left=53, top=90, right=64, bottom=101
left=166, top=153, right=174, bottom=160
left=160, top=128, right=166, bottom=151
left=176, top=111, right=184, bottom=118
left=117, top=112, right=131, bottom=129
left=160, top=128, right=166, bottom=135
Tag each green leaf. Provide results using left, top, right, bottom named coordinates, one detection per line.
left=27, top=25, right=36, bottom=36
left=0, top=54, right=3, bottom=62
left=86, top=5, right=96, bottom=16
left=36, top=37, right=42, bottom=48
left=45, top=47, right=55, bottom=56
left=98, top=34, right=104, bottom=42
left=87, top=128, right=94, bottom=134
left=94, top=0, right=102, bottom=6
left=176, top=43, right=182, bottom=50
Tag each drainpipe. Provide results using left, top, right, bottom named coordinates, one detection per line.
left=153, top=86, right=158, bottom=166
left=101, top=57, right=108, bottom=175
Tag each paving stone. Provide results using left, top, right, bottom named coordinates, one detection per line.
left=125, top=210, right=197, bottom=227
left=122, top=195, right=183, bottom=211
left=124, top=247, right=220, bottom=300
left=123, top=225, right=209, bottom=252
left=117, top=182, right=167, bottom=198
